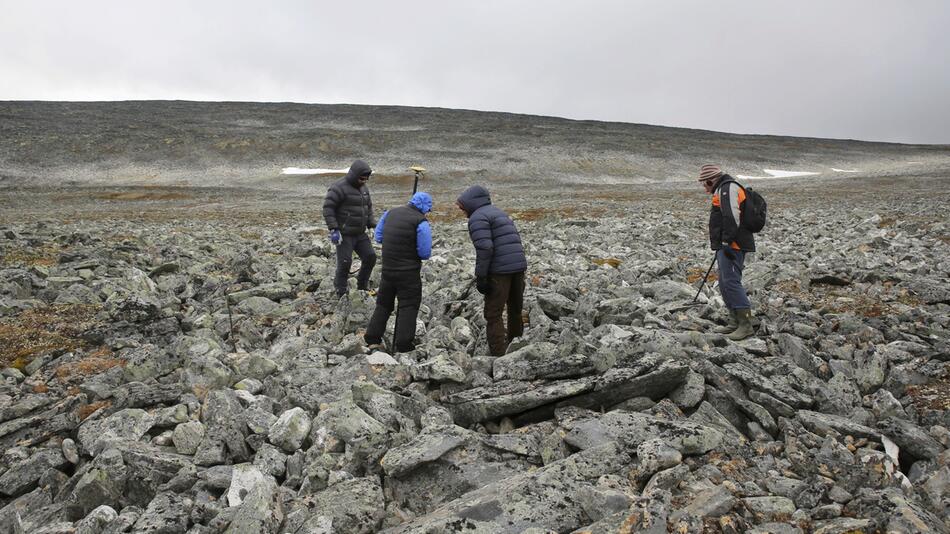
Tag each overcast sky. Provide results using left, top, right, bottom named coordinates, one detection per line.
left=2, top=1, right=949, bottom=144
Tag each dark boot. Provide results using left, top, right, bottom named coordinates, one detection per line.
left=728, top=309, right=754, bottom=341
left=714, top=310, right=738, bottom=334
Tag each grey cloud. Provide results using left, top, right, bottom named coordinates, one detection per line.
left=0, top=0, right=947, bottom=143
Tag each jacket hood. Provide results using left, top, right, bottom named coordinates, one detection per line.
left=345, top=159, right=372, bottom=186
left=456, top=185, right=491, bottom=215
left=409, top=192, right=432, bottom=214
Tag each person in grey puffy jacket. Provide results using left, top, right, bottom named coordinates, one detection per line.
left=323, top=159, right=377, bottom=297
left=457, top=185, right=527, bottom=356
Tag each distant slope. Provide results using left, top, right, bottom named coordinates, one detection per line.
left=1, top=101, right=948, bottom=187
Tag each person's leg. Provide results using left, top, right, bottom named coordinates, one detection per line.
left=720, top=250, right=753, bottom=340
left=717, top=249, right=750, bottom=310
left=364, top=272, right=396, bottom=345
left=334, top=235, right=356, bottom=296
left=354, top=234, right=377, bottom=290
left=505, top=272, right=526, bottom=344
left=393, top=270, right=422, bottom=352
left=483, top=274, right=512, bottom=356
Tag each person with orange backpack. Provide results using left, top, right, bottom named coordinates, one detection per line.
left=700, top=164, right=760, bottom=340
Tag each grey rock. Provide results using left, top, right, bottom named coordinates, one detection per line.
left=381, top=425, right=470, bottom=478
left=267, top=407, right=312, bottom=452
left=742, top=496, right=795, bottom=522
left=304, top=476, right=384, bottom=534
left=878, top=416, right=944, bottom=460
left=131, top=492, right=190, bottom=534
left=233, top=378, right=263, bottom=394
left=122, top=345, right=180, bottom=383
left=669, top=370, right=705, bottom=409
left=63, top=448, right=127, bottom=520
left=797, top=410, right=881, bottom=440
left=811, top=518, right=875, bottom=534
left=634, top=438, right=682, bottom=482
left=78, top=408, right=155, bottom=456
left=867, top=388, right=906, bottom=420
left=672, top=485, right=736, bottom=521
left=493, top=342, right=596, bottom=381
left=747, top=523, right=803, bottom=534
left=643, top=463, right=690, bottom=493
left=412, top=353, right=467, bottom=383
left=224, top=467, right=280, bottom=534
left=227, top=283, right=294, bottom=304
left=172, top=421, right=206, bottom=455
left=75, top=505, right=118, bottom=534
left=0, top=448, right=67, bottom=497
left=563, top=410, right=723, bottom=455
left=61, top=438, right=79, bottom=464
left=536, top=292, right=577, bottom=319
left=252, top=444, right=287, bottom=478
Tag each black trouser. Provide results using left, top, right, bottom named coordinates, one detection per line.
left=334, top=233, right=376, bottom=296
left=364, top=269, right=422, bottom=352
left=484, top=271, right=526, bottom=357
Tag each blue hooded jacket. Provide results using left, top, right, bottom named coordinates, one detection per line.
left=375, top=192, right=432, bottom=260
left=457, top=185, right=526, bottom=277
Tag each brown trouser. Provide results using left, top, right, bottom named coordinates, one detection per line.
left=483, top=272, right=525, bottom=356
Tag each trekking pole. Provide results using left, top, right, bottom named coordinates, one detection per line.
left=409, top=166, right=426, bottom=195
left=225, top=286, right=237, bottom=352
left=692, top=254, right=718, bottom=303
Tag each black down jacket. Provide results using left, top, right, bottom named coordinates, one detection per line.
left=457, top=185, right=527, bottom=277
left=322, top=160, right=376, bottom=235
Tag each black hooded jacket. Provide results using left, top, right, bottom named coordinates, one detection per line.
left=322, top=160, right=377, bottom=235
left=709, top=174, right=755, bottom=252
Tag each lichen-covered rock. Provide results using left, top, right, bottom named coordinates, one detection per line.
left=267, top=406, right=312, bottom=452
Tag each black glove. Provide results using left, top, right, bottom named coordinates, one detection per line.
left=476, top=276, right=492, bottom=295
left=720, top=243, right=736, bottom=260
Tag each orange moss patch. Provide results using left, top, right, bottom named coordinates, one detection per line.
left=77, top=400, right=112, bottom=421
left=0, top=244, right=60, bottom=267
left=592, top=257, right=622, bottom=268
left=686, top=266, right=718, bottom=284
left=0, top=305, right=101, bottom=368
left=907, top=379, right=950, bottom=411
left=54, top=352, right=125, bottom=382
left=877, top=216, right=897, bottom=228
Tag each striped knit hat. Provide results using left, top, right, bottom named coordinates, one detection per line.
left=699, top=164, right=723, bottom=182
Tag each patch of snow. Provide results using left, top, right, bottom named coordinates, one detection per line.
left=763, top=169, right=821, bottom=178
left=737, top=168, right=822, bottom=180
left=281, top=167, right=349, bottom=175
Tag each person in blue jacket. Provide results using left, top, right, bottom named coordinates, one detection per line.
left=456, top=185, right=527, bottom=356
left=364, top=192, right=433, bottom=352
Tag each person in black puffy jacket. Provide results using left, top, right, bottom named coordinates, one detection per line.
left=323, top=160, right=377, bottom=297
left=457, top=185, right=528, bottom=356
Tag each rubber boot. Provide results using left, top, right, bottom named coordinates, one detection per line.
left=714, top=310, right=738, bottom=334
left=728, top=309, right=754, bottom=341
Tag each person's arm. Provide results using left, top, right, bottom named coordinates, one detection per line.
left=469, top=215, right=494, bottom=277
left=366, top=190, right=377, bottom=229
left=719, top=182, right=741, bottom=248
left=374, top=210, right=389, bottom=244
left=416, top=220, right=432, bottom=259
left=323, top=185, right=341, bottom=230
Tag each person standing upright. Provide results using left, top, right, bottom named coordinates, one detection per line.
left=323, top=159, right=377, bottom=297
left=364, top=192, right=433, bottom=353
left=457, top=185, right=527, bottom=356
left=700, top=164, right=755, bottom=340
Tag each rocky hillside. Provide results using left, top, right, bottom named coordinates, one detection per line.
left=1, top=101, right=949, bottom=187
left=0, top=169, right=948, bottom=532
left=0, top=101, right=949, bottom=533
